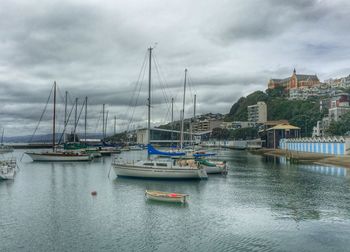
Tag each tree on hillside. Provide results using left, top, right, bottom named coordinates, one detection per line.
left=226, top=91, right=268, bottom=121
left=211, top=128, right=230, bottom=140
left=230, top=127, right=258, bottom=140
left=325, top=112, right=350, bottom=136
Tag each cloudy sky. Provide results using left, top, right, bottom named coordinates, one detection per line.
left=1, top=0, right=350, bottom=136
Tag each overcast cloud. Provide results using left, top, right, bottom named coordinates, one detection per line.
left=1, top=0, right=350, bottom=136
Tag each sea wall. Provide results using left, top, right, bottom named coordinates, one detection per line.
left=201, top=139, right=262, bottom=149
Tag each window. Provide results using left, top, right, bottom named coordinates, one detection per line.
left=156, top=163, right=167, bottom=167
left=144, top=163, right=154, bottom=166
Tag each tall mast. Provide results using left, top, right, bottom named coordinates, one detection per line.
left=85, top=96, right=87, bottom=146
left=114, top=115, right=117, bottom=135
left=192, top=94, right=196, bottom=145
left=74, top=98, right=78, bottom=142
left=0, top=128, right=4, bottom=145
left=53, top=81, right=56, bottom=152
left=64, top=91, right=68, bottom=143
left=171, top=97, right=174, bottom=146
left=147, top=47, right=152, bottom=158
left=105, top=110, right=109, bottom=137
left=180, top=69, right=187, bottom=149
left=102, top=104, right=105, bottom=139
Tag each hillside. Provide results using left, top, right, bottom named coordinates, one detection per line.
left=226, top=90, right=326, bottom=136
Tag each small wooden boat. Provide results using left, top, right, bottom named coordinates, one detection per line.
left=145, top=190, right=188, bottom=203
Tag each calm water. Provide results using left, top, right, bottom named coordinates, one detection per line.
left=1, top=149, right=350, bottom=252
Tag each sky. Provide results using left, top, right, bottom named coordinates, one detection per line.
left=1, top=0, right=350, bottom=136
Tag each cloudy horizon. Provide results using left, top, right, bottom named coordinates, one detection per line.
left=1, top=0, right=350, bottom=137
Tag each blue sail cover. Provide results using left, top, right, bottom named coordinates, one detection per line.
left=147, top=144, right=186, bottom=156
left=193, top=152, right=216, bottom=158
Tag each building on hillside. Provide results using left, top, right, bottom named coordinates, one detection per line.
left=268, top=69, right=320, bottom=91
left=192, top=119, right=223, bottom=133
left=221, top=121, right=257, bottom=130
left=247, top=102, right=267, bottom=123
left=325, top=74, right=350, bottom=89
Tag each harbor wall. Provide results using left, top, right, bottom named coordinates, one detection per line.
left=201, top=139, right=262, bottom=149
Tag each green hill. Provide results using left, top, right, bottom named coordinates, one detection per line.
left=226, top=90, right=326, bottom=137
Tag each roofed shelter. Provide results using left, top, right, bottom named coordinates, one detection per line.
left=266, top=123, right=301, bottom=149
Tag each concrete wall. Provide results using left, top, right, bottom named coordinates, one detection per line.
left=201, top=139, right=262, bottom=149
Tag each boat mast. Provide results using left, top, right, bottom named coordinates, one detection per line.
left=105, top=110, right=109, bottom=137
left=180, top=69, right=187, bottom=149
left=74, top=98, right=78, bottom=142
left=1, top=128, right=4, bottom=145
left=85, top=96, right=87, bottom=146
left=64, top=91, right=68, bottom=143
left=171, top=97, right=174, bottom=147
left=192, top=94, right=196, bottom=146
left=114, top=115, right=117, bottom=135
left=102, top=104, right=105, bottom=139
left=147, top=47, right=152, bottom=159
left=53, top=81, right=56, bottom=152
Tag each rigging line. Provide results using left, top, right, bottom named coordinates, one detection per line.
left=152, top=56, right=173, bottom=124
left=57, top=100, right=76, bottom=145
left=94, top=107, right=102, bottom=134
left=126, top=56, right=148, bottom=133
left=20, top=83, right=54, bottom=161
left=153, top=57, right=171, bottom=105
left=152, top=54, right=173, bottom=106
left=74, top=99, right=86, bottom=135
left=153, top=53, right=175, bottom=100
left=124, top=50, right=148, bottom=124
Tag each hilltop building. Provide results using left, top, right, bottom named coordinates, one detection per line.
left=247, top=102, right=267, bottom=123
left=192, top=119, right=223, bottom=133
left=268, top=69, right=320, bottom=91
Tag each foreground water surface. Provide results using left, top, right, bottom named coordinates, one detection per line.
left=1, top=149, right=350, bottom=252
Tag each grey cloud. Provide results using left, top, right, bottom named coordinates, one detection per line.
left=0, top=0, right=350, bottom=136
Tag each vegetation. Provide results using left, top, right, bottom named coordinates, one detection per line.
left=227, top=90, right=326, bottom=137
left=229, top=127, right=258, bottom=140
left=325, top=112, right=350, bottom=136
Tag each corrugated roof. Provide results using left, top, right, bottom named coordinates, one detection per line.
left=267, top=124, right=300, bottom=130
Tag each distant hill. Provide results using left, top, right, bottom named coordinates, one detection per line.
left=3, top=133, right=104, bottom=143
left=226, top=90, right=326, bottom=136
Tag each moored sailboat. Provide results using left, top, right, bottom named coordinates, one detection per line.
left=0, top=159, right=16, bottom=180
left=25, top=82, right=93, bottom=162
left=112, top=47, right=207, bottom=180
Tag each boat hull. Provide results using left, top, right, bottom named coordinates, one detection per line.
left=0, top=170, right=16, bottom=180
left=0, top=160, right=16, bottom=180
left=204, top=165, right=225, bottom=174
left=145, top=191, right=188, bottom=203
left=113, top=164, right=207, bottom=179
left=26, top=153, right=92, bottom=162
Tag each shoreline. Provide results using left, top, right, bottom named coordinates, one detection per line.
left=249, top=148, right=350, bottom=169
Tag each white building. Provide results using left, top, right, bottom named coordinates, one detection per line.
left=221, top=121, right=257, bottom=130
left=247, top=102, right=267, bottom=123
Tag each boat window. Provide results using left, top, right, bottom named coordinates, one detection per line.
left=144, top=163, right=154, bottom=166
left=156, top=163, right=167, bottom=167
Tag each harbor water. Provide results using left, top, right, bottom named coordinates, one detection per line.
left=1, top=149, right=350, bottom=251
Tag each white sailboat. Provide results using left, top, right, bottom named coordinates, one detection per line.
left=0, top=159, right=16, bottom=180
left=25, top=82, right=93, bottom=162
left=112, top=47, right=208, bottom=180
left=0, top=129, right=13, bottom=154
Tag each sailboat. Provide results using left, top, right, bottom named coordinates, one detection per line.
left=0, top=159, right=16, bottom=180
left=112, top=47, right=208, bottom=179
left=0, top=129, right=13, bottom=154
left=25, top=82, right=93, bottom=162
